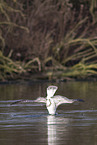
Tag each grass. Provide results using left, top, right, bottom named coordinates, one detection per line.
left=0, top=0, right=97, bottom=81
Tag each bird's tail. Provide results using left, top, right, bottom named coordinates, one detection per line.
left=47, top=86, right=58, bottom=98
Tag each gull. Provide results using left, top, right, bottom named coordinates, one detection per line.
left=11, top=86, right=84, bottom=115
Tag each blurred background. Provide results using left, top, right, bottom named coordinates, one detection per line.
left=0, top=0, right=97, bottom=81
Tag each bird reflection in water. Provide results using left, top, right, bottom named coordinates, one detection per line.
left=47, top=115, right=70, bottom=145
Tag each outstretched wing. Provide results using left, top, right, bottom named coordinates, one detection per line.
left=47, top=86, right=58, bottom=98
left=10, top=99, right=35, bottom=105
left=10, top=97, right=46, bottom=105
left=34, top=97, right=46, bottom=103
left=53, top=95, right=84, bottom=108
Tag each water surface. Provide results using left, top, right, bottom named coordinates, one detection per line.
left=0, top=81, right=97, bottom=145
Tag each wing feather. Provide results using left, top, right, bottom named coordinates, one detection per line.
left=11, top=97, right=46, bottom=105
left=34, top=97, right=46, bottom=103
left=10, top=99, right=35, bottom=105
left=53, top=95, right=84, bottom=108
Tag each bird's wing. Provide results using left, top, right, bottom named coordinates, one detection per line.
left=53, top=95, right=84, bottom=108
left=47, top=86, right=58, bottom=97
left=10, top=97, right=46, bottom=105
left=10, top=99, right=35, bottom=105
left=34, top=97, right=46, bottom=103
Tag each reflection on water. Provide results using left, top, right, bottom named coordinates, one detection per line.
left=47, top=115, right=70, bottom=145
left=0, top=82, right=97, bottom=145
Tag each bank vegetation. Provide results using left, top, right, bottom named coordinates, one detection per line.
left=0, top=0, right=97, bottom=81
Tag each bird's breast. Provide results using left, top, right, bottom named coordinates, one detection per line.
left=46, top=99, right=56, bottom=115
left=46, top=99, right=56, bottom=109
left=46, top=99, right=51, bottom=107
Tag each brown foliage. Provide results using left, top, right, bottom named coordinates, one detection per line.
left=1, top=0, right=97, bottom=78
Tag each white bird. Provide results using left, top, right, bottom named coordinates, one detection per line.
left=11, top=86, right=84, bottom=115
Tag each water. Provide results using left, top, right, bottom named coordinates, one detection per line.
left=0, top=81, right=97, bottom=145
